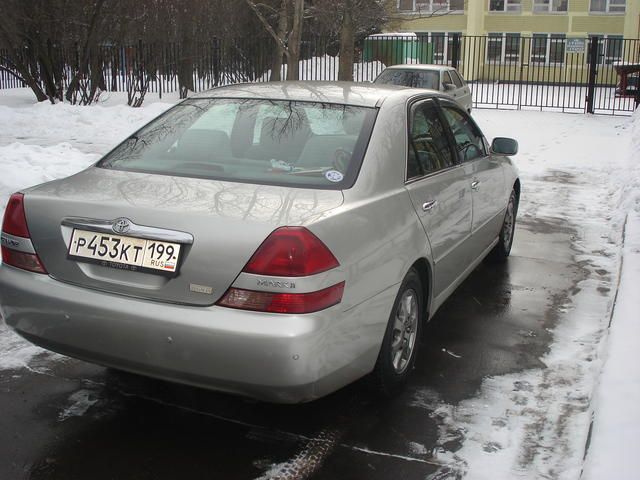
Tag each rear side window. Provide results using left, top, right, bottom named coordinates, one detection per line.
left=407, top=101, right=456, bottom=180
left=98, top=99, right=377, bottom=190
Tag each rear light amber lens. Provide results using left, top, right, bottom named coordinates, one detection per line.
left=243, top=227, right=339, bottom=277
left=2, top=193, right=31, bottom=237
left=1, top=246, right=48, bottom=274
left=218, top=282, right=345, bottom=314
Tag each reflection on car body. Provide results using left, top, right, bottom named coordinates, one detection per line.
left=0, top=82, right=518, bottom=403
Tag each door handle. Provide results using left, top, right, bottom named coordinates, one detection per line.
left=422, top=200, right=438, bottom=211
left=471, top=180, right=480, bottom=190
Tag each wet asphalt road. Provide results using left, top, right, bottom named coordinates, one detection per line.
left=0, top=213, right=583, bottom=480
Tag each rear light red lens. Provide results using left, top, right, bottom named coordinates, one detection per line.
left=243, top=227, right=339, bottom=277
left=218, top=282, right=345, bottom=314
left=1, top=246, right=48, bottom=274
left=2, top=193, right=31, bottom=237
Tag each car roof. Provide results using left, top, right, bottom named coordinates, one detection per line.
left=383, top=64, right=456, bottom=72
left=191, top=81, right=434, bottom=108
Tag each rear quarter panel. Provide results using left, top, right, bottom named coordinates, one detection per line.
left=302, top=97, right=433, bottom=362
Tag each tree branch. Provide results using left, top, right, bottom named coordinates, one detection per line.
left=244, top=0, right=290, bottom=59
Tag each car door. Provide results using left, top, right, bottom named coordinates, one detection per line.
left=439, top=100, right=505, bottom=259
left=403, top=98, right=473, bottom=298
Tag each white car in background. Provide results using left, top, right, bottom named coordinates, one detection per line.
left=374, top=64, right=473, bottom=113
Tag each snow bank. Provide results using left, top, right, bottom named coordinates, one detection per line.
left=0, top=89, right=174, bottom=213
left=582, top=109, right=640, bottom=480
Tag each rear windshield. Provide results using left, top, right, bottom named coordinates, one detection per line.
left=374, top=69, right=440, bottom=90
left=98, top=98, right=377, bottom=190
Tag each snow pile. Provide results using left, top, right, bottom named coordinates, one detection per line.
left=0, top=143, right=98, bottom=210
left=0, top=89, right=174, bottom=213
left=582, top=109, right=640, bottom=480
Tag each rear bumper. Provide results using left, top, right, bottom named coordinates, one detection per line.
left=0, top=265, right=393, bottom=403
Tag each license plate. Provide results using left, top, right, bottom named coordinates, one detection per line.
left=68, top=229, right=182, bottom=276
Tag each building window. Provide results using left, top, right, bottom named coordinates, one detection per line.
left=531, top=34, right=566, bottom=64
left=417, top=32, right=462, bottom=64
left=487, top=33, right=521, bottom=63
left=489, top=0, right=522, bottom=12
left=587, top=35, right=624, bottom=64
left=533, top=0, right=568, bottom=12
left=398, top=0, right=464, bottom=12
left=589, top=0, right=625, bottom=13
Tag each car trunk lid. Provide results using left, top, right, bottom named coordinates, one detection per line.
left=23, top=167, right=344, bottom=306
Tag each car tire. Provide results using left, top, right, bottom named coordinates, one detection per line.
left=370, top=268, right=423, bottom=396
left=489, top=189, right=518, bottom=261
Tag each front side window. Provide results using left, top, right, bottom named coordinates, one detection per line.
left=407, top=102, right=456, bottom=180
left=487, top=33, right=521, bottom=64
left=99, top=98, right=377, bottom=190
left=533, top=0, right=568, bottom=12
left=590, top=0, right=625, bottom=13
left=440, top=106, right=486, bottom=162
left=489, top=0, right=522, bottom=12
left=442, top=71, right=454, bottom=87
left=451, top=70, right=464, bottom=87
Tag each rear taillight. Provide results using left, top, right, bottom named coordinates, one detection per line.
left=3, top=193, right=31, bottom=237
left=1, top=193, right=47, bottom=274
left=217, top=227, right=343, bottom=314
left=243, top=227, right=339, bottom=277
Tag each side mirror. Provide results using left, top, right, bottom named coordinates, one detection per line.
left=491, top=137, right=518, bottom=156
left=443, top=83, right=456, bottom=91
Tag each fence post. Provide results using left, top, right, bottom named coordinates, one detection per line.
left=586, top=36, right=599, bottom=114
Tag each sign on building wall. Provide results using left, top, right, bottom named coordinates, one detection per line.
left=566, top=38, right=586, bottom=54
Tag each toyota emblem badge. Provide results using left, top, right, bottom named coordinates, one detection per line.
left=112, top=218, right=131, bottom=234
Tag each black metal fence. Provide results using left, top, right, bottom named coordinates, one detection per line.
left=1, top=35, right=639, bottom=115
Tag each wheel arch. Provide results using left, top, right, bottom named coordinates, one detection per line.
left=513, top=178, right=521, bottom=200
left=410, top=258, right=433, bottom=321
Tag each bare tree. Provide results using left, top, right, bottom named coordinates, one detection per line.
left=310, top=0, right=394, bottom=81
left=245, top=0, right=305, bottom=81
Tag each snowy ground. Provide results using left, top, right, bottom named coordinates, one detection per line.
left=0, top=87, right=638, bottom=479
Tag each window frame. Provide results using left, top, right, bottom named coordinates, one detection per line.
left=416, top=32, right=463, bottom=65
left=587, top=34, right=624, bottom=65
left=532, top=0, right=568, bottom=13
left=488, top=0, right=522, bottom=13
left=397, top=0, right=464, bottom=12
left=589, top=0, right=626, bottom=13
left=486, top=33, right=521, bottom=65
left=530, top=33, right=566, bottom=66
left=405, top=97, right=460, bottom=183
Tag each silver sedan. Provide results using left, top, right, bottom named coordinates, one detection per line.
left=0, top=82, right=520, bottom=403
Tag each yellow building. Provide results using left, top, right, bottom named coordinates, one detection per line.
left=390, top=0, right=640, bottom=83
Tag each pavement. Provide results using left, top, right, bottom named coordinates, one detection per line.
left=0, top=202, right=603, bottom=480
